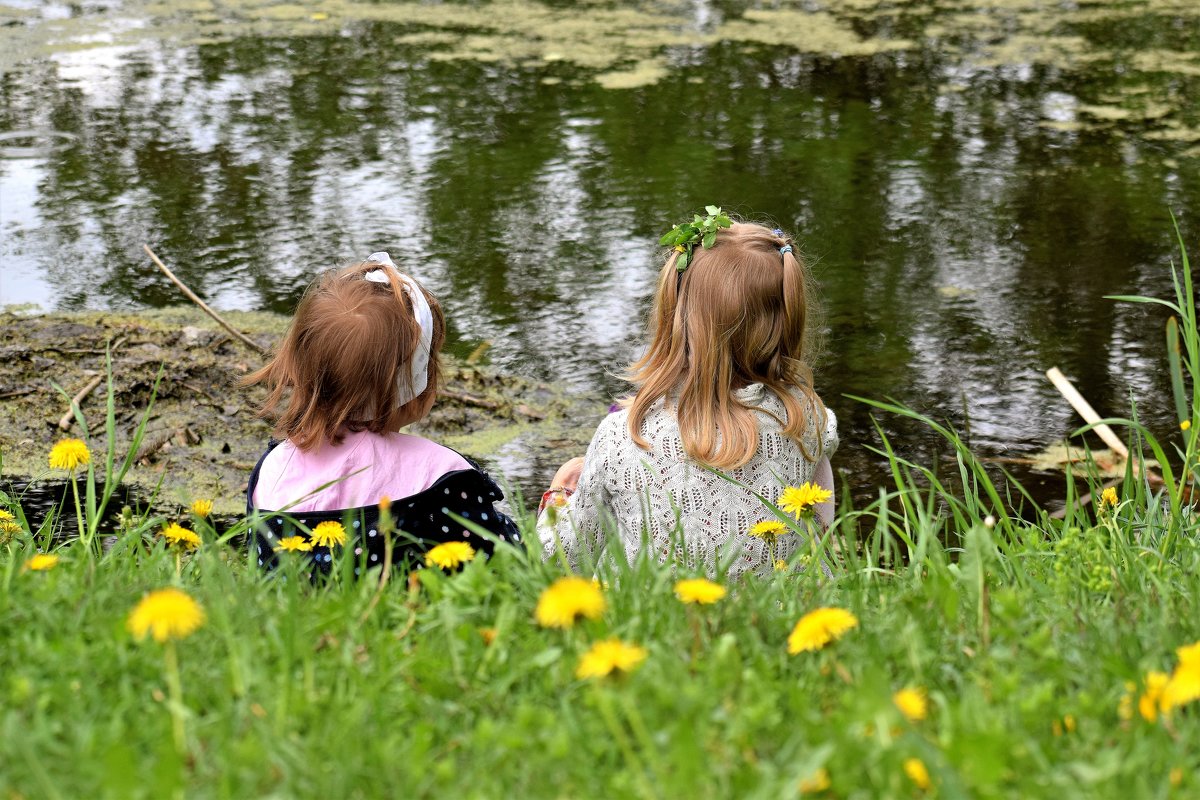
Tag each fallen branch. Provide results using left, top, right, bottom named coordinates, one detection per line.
left=55, top=334, right=129, bottom=432
left=1045, top=366, right=1168, bottom=519
left=143, top=244, right=268, bottom=357
left=439, top=389, right=505, bottom=411
left=1045, top=367, right=1128, bottom=457
left=57, top=373, right=103, bottom=431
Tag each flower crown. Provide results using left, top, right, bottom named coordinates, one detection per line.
left=658, top=205, right=733, bottom=273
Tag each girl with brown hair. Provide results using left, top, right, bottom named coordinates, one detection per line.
left=243, top=253, right=520, bottom=574
left=537, top=212, right=837, bottom=578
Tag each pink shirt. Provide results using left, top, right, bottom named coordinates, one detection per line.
left=252, top=430, right=471, bottom=513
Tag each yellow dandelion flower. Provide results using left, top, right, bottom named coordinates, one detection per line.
left=1182, top=420, right=1192, bottom=432
left=425, top=541, right=476, bottom=570
left=1175, top=640, right=1200, bottom=668
left=893, top=687, right=928, bottom=722
left=749, top=519, right=788, bottom=539
left=1051, top=714, right=1076, bottom=737
left=674, top=578, right=726, bottom=605
left=190, top=499, right=213, bottom=518
left=24, top=553, right=60, bottom=571
left=787, top=607, right=859, bottom=654
left=774, top=559, right=788, bottom=572
left=1100, top=487, right=1118, bottom=508
left=798, top=767, right=830, bottom=794
left=1163, top=662, right=1200, bottom=713
left=576, top=638, right=647, bottom=679
left=275, top=536, right=313, bottom=553
left=48, top=438, right=90, bottom=471
left=479, top=627, right=497, bottom=646
left=904, top=758, right=931, bottom=790
left=160, top=522, right=200, bottom=550
left=0, top=509, right=14, bottom=521
left=127, top=588, right=205, bottom=642
left=309, top=520, right=346, bottom=548
left=1139, top=670, right=1170, bottom=722
left=778, top=482, right=832, bottom=518
left=0, top=520, right=21, bottom=537
left=535, top=576, right=606, bottom=628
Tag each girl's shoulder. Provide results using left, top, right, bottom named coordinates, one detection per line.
left=742, top=383, right=839, bottom=453
left=382, top=431, right=473, bottom=472
left=373, top=432, right=507, bottom=501
left=743, top=382, right=834, bottom=416
left=591, top=402, right=649, bottom=445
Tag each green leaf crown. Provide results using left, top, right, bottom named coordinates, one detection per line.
left=658, top=205, right=733, bottom=273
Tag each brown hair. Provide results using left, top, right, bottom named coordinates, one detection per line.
left=242, top=260, right=445, bottom=451
left=625, top=221, right=826, bottom=469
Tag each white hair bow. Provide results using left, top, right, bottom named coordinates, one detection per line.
left=363, top=252, right=433, bottom=405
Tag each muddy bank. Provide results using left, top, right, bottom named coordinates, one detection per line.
left=0, top=307, right=602, bottom=519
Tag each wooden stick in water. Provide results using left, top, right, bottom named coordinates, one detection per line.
left=1045, top=367, right=1129, bottom=458
left=143, top=244, right=268, bottom=356
left=1044, top=366, right=1172, bottom=519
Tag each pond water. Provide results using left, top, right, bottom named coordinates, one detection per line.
left=1, top=0, right=1199, bottom=507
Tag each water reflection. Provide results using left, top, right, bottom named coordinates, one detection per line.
left=1, top=3, right=1198, bottom=504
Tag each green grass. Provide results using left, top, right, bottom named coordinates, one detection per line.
left=3, top=500, right=1198, bottom=799
left=3, top=229, right=1200, bottom=799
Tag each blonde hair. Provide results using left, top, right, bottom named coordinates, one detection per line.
left=626, top=221, right=825, bottom=469
left=243, top=260, right=445, bottom=451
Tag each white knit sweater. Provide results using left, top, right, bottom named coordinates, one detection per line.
left=537, top=384, right=838, bottom=579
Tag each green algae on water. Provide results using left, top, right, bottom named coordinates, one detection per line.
left=594, top=59, right=670, bottom=90
left=1, top=0, right=1198, bottom=140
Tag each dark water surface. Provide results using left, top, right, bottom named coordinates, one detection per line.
left=2, top=0, right=1199, bottom=506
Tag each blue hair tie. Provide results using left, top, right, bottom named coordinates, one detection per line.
left=779, top=244, right=792, bottom=256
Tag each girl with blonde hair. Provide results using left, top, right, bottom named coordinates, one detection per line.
left=537, top=210, right=837, bottom=578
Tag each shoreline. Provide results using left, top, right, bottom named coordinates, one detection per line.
left=0, top=306, right=600, bottom=517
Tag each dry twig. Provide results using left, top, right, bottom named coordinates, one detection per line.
left=439, top=389, right=505, bottom=411
left=143, top=244, right=268, bottom=357
left=1045, top=366, right=1165, bottom=519
left=57, top=373, right=104, bottom=431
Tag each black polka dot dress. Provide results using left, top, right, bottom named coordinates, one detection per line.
left=245, top=441, right=523, bottom=575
